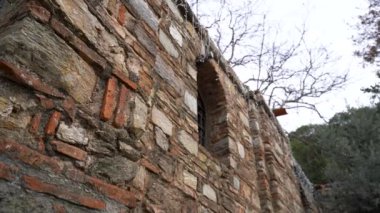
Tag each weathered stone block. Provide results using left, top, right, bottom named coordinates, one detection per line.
left=202, top=184, right=217, bottom=202
left=119, top=142, right=141, bottom=161
left=233, top=176, right=240, bottom=190
left=154, top=55, right=184, bottom=94
left=0, top=112, right=31, bottom=130
left=129, top=95, right=148, bottom=136
left=152, top=107, right=173, bottom=136
left=187, top=64, right=197, bottom=80
left=183, top=170, right=197, bottom=190
left=56, top=122, right=89, bottom=145
left=237, top=142, right=245, bottom=159
left=54, top=0, right=126, bottom=71
left=132, top=166, right=147, bottom=191
left=135, top=25, right=157, bottom=56
left=89, top=156, right=138, bottom=185
left=0, top=17, right=96, bottom=104
left=87, top=138, right=116, bottom=156
left=164, top=0, right=183, bottom=21
left=184, top=91, right=197, bottom=115
left=0, top=97, right=12, bottom=117
left=155, top=126, right=169, bottom=151
left=178, top=130, right=198, bottom=156
left=123, top=0, right=159, bottom=31
left=170, top=24, right=183, bottom=47
left=159, top=30, right=179, bottom=58
left=239, top=111, right=250, bottom=128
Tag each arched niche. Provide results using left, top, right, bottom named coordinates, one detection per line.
left=197, top=59, right=229, bottom=157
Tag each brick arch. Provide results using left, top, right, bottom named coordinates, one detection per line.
left=197, top=59, right=229, bottom=157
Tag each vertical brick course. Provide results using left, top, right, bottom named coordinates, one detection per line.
left=45, top=111, right=62, bottom=135
left=100, top=77, right=118, bottom=121
left=29, top=113, right=42, bottom=134
left=113, top=84, right=129, bottom=128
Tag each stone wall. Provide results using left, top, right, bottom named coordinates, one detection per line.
left=0, top=0, right=318, bottom=212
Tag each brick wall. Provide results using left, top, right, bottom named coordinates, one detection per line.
left=0, top=0, right=319, bottom=212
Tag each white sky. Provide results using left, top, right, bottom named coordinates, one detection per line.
left=242, top=0, right=378, bottom=131
left=190, top=0, right=378, bottom=132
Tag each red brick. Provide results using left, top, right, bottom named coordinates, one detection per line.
left=53, top=204, right=66, bottom=213
left=0, top=140, right=63, bottom=174
left=113, top=85, right=129, bottom=128
left=138, top=69, right=153, bottom=96
left=50, top=18, right=72, bottom=40
left=63, top=166, right=137, bottom=207
left=51, top=140, right=88, bottom=161
left=63, top=97, right=76, bottom=120
left=50, top=18, right=107, bottom=71
left=29, top=113, right=42, bottom=134
left=24, top=1, right=51, bottom=23
left=23, top=176, right=106, bottom=210
left=100, top=77, right=118, bottom=121
left=140, top=158, right=160, bottom=174
left=86, top=176, right=137, bottom=207
left=112, top=69, right=138, bottom=91
left=0, top=60, right=65, bottom=98
left=0, top=162, right=18, bottom=181
left=36, top=136, right=46, bottom=153
left=117, top=5, right=127, bottom=25
left=45, top=111, right=61, bottom=135
left=36, top=94, right=55, bottom=109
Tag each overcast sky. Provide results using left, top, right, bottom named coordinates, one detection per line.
left=226, top=0, right=377, bottom=132
left=256, top=0, right=378, bottom=131
left=190, top=0, right=378, bottom=132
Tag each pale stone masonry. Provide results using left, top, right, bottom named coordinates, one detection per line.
left=0, top=0, right=319, bottom=212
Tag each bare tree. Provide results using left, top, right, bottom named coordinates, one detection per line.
left=186, top=0, right=348, bottom=120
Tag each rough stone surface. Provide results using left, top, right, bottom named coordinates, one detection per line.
left=154, top=55, right=184, bottom=94
left=0, top=1, right=318, bottom=212
left=155, top=126, right=169, bottom=151
left=119, top=142, right=141, bottom=161
left=0, top=18, right=96, bottom=104
left=54, top=0, right=126, bottom=71
left=233, top=176, right=240, bottom=190
left=159, top=30, right=179, bottom=58
left=132, top=166, right=147, bottom=191
left=125, top=0, right=159, bottom=31
left=0, top=97, right=12, bottom=117
left=169, top=24, right=183, bottom=47
left=183, top=170, right=197, bottom=190
left=178, top=130, right=198, bottom=156
left=56, top=122, right=89, bottom=145
left=184, top=91, right=197, bottom=115
left=89, top=156, right=138, bottom=185
left=239, top=111, right=250, bottom=128
left=237, top=142, right=245, bottom=159
left=202, top=184, right=217, bottom=202
left=187, top=64, right=197, bottom=80
left=129, top=95, right=148, bottom=135
left=164, top=0, right=183, bottom=21
left=152, top=107, right=173, bottom=136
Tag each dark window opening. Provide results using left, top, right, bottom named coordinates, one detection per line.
left=198, top=93, right=206, bottom=146
left=196, top=59, right=228, bottom=157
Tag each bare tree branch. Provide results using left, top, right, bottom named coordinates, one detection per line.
left=187, top=0, right=348, bottom=120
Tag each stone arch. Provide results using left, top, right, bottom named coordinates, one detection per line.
left=197, top=59, right=229, bottom=157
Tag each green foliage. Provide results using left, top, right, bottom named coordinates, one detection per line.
left=289, top=125, right=328, bottom=184
left=355, top=0, right=380, bottom=99
left=290, top=105, right=380, bottom=212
